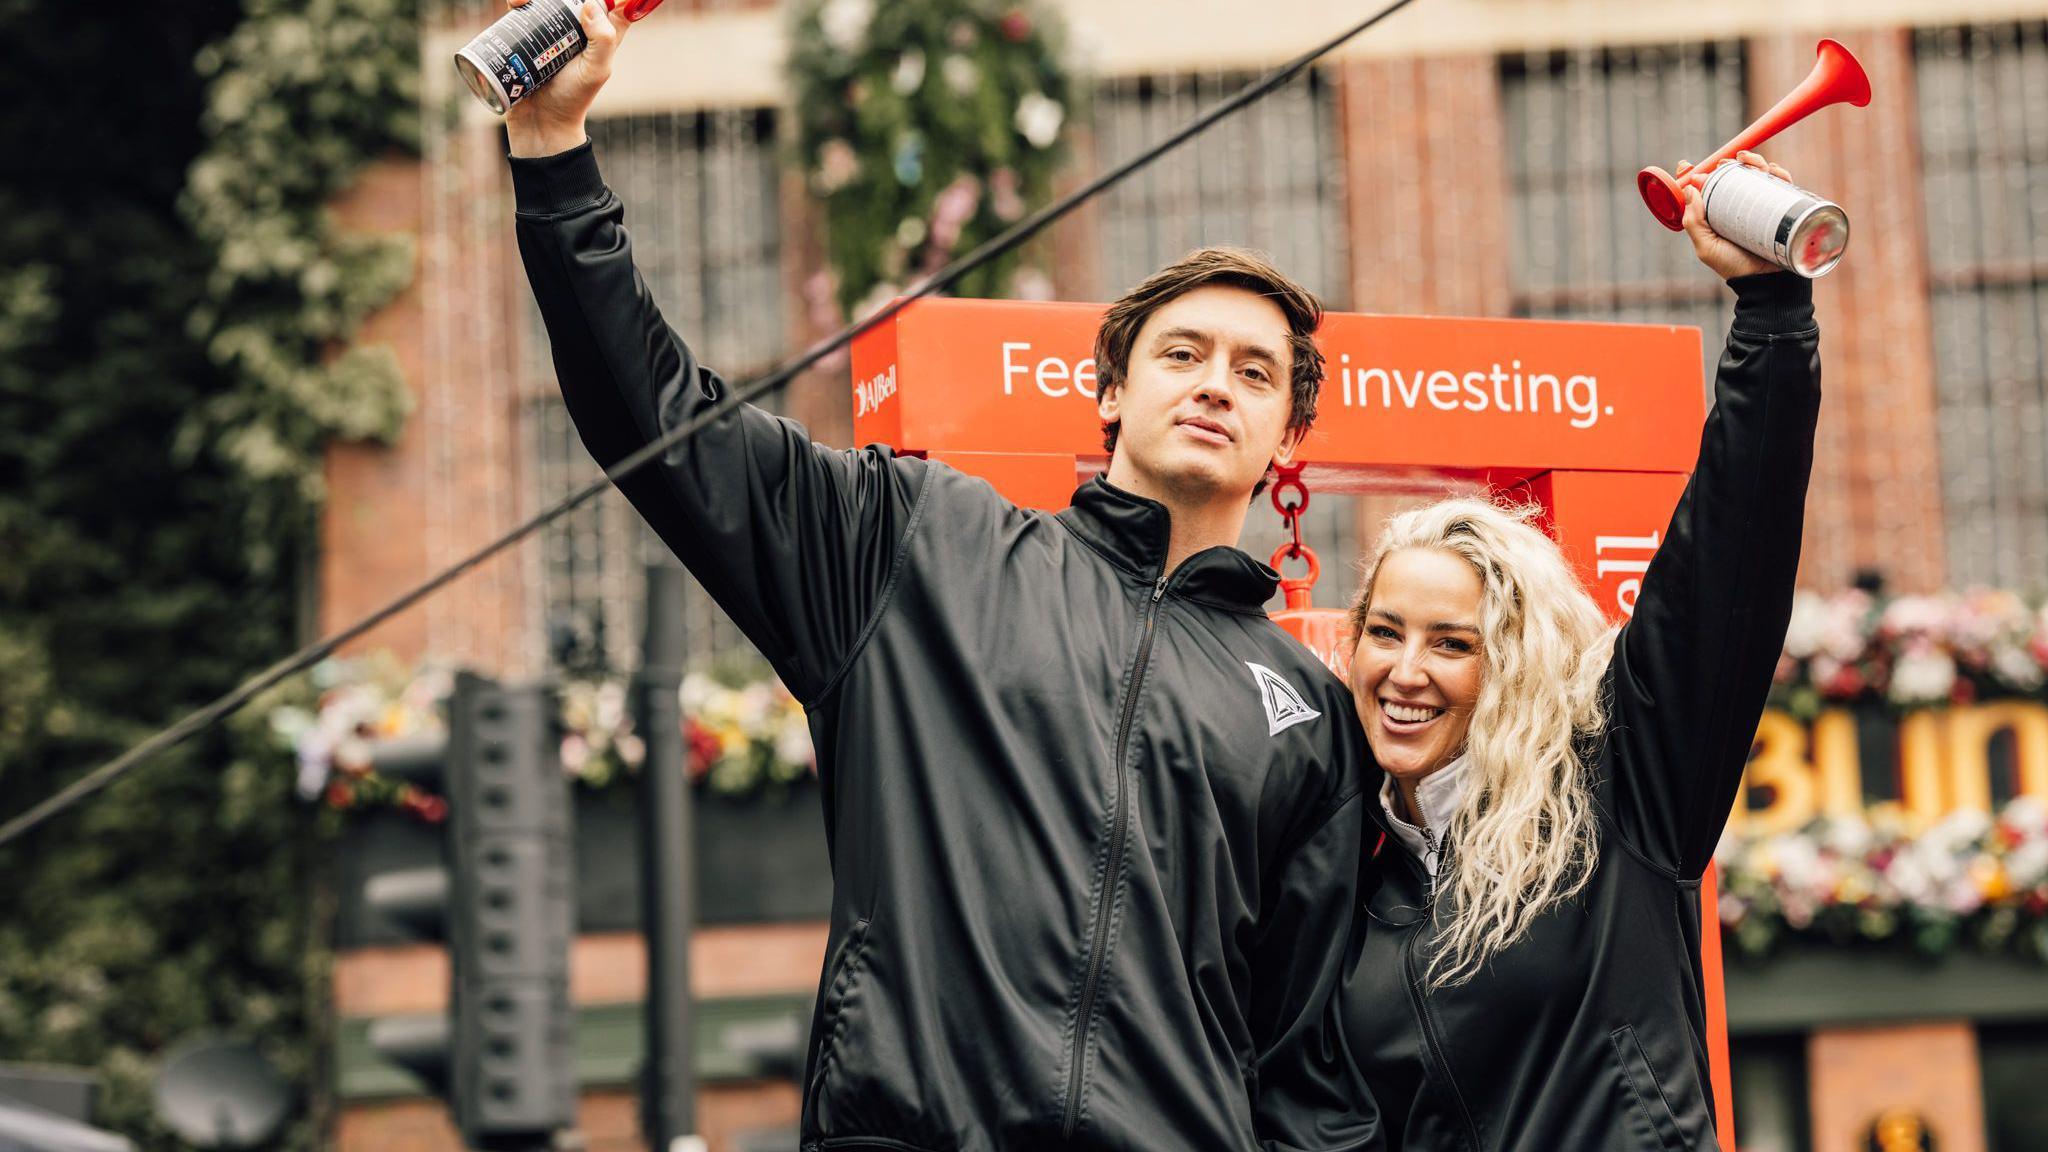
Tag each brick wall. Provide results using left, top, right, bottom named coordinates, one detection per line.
left=1749, top=30, right=1950, bottom=594
left=1808, top=1021, right=1987, bottom=1152
left=333, top=926, right=827, bottom=1152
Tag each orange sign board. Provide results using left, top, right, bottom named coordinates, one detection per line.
left=850, top=298, right=1707, bottom=478
left=1526, top=469, right=1693, bottom=624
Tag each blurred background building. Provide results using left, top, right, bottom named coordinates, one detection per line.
left=312, top=1, right=2048, bottom=1149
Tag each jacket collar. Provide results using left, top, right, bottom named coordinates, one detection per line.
left=1377, top=752, right=1473, bottom=879
left=1056, top=476, right=1277, bottom=610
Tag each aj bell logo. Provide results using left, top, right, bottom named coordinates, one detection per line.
left=1246, top=663, right=1320, bottom=736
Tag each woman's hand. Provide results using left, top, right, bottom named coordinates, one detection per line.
left=504, top=0, right=633, bottom=158
left=1678, top=150, right=1793, bottom=281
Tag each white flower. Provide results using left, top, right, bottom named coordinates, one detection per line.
left=1014, top=92, right=1065, bottom=149
left=1881, top=595, right=1949, bottom=640
left=1942, top=875, right=1984, bottom=915
left=1990, top=642, right=2045, bottom=690
left=1782, top=592, right=1829, bottom=659
left=679, top=672, right=717, bottom=714
left=1011, top=267, right=1055, bottom=301
left=269, top=704, right=314, bottom=744
left=1927, top=808, right=1992, bottom=852
left=941, top=54, right=980, bottom=96
left=853, top=281, right=901, bottom=320
left=2003, top=795, right=2048, bottom=835
left=595, top=681, right=627, bottom=732
left=774, top=720, right=814, bottom=769
left=1818, top=814, right=1873, bottom=858
left=1884, top=850, right=1934, bottom=904
left=616, top=734, right=647, bottom=769
left=2005, top=840, right=2048, bottom=889
left=1888, top=648, right=1956, bottom=706
left=738, top=683, right=774, bottom=728
left=295, top=733, right=335, bottom=800
left=891, top=48, right=926, bottom=94
left=1822, top=593, right=1873, bottom=662
left=815, top=138, right=861, bottom=194
left=817, top=0, right=873, bottom=52
left=1773, top=836, right=1828, bottom=891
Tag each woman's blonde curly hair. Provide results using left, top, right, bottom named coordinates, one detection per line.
left=1351, top=497, right=1617, bottom=987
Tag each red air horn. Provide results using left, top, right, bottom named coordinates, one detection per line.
left=1636, top=39, right=1872, bottom=231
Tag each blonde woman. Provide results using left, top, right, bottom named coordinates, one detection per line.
left=1333, top=152, right=1817, bottom=1151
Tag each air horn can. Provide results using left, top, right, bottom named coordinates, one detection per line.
left=455, top=0, right=665, bottom=115
left=1636, top=38, right=1870, bottom=277
left=1700, top=162, right=1850, bottom=278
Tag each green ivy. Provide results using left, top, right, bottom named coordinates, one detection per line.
left=183, top=0, right=421, bottom=561
left=788, top=0, right=1075, bottom=318
left=0, top=0, right=418, bottom=1146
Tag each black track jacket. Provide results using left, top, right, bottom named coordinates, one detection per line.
left=1333, top=272, right=1820, bottom=1151
left=511, top=142, right=1371, bottom=1152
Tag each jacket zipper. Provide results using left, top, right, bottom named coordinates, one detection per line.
left=1400, top=847, right=1485, bottom=1151
left=1061, top=573, right=1168, bottom=1137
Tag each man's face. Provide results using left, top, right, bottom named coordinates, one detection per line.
left=1099, top=284, right=1303, bottom=503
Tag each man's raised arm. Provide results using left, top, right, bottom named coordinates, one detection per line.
left=507, top=0, right=929, bottom=702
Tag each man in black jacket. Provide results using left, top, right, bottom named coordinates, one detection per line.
left=506, top=3, right=1370, bottom=1149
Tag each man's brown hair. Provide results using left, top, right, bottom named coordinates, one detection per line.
left=1092, top=246, right=1326, bottom=455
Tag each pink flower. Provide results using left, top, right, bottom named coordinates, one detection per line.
left=561, top=733, right=590, bottom=773
left=989, top=167, right=1025, bottom=221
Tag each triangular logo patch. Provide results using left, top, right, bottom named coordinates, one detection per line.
left=1246, top=662, right=1321, bottom=737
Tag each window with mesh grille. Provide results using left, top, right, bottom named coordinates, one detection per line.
left=1501, top=42, right=1749, bottom=388
left=525, top=109, right=784, bottom=676
left=1916, top=23, right=2048, bottom=590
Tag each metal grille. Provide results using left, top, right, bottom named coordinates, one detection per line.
left=526, top=109, right=785, bottom=675
left=1092, top=69, right=1351, bottom=308
left=1916, top=23, right=2048, bottom=592
left=1502, top=42, right=1749, bottom=385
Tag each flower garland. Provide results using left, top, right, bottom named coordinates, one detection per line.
left=788, top=0, right=1074, bottom=320
left=269, top=656, right=816, bottom=817
left=267, top=653, right=452, bottom=821
left=1772, top=588, right=2048, bottom=720
left=680, top=672, right=816, bottom=799
left=1717, top=797, right=2048, bottom=964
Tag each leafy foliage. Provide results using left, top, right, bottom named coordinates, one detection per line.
left=788, top=0, right=1074, bottom=317
left=183, top=0, right=420, bottom=552
left=0, top=0, right=415, bottom=1145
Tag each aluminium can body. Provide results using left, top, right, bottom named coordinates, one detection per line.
left=455, top=0, right=591, bottom=115
left=1700, top=161, right=1850, bottom=278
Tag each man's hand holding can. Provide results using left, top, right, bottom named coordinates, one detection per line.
left=480, top=0, right=632, bottom=158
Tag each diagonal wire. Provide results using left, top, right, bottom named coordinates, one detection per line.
left=0, top=0, right=1422, bottom=851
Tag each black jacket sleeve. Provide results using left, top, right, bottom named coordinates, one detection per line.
left=1249, top=687, right=1378, bottom=1151
left=1250, top=790, right=1381, bottom=1151
left=1602, top=271, right=1820, bottom=879
left=511, top=143, right=929, bottom=703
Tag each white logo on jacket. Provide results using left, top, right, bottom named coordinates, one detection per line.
left=1246, top=662, right=1321, bottom=736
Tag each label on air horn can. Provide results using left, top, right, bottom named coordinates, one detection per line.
left=455, top=0, right=592, bottom=115
left=1700, top=162, right=1851, bottom=279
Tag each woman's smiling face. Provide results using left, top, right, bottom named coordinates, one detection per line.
left=1350, top=547, right=1486, bottom=785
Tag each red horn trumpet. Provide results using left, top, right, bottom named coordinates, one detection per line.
left=1637, top=38, right=1872, bottom=231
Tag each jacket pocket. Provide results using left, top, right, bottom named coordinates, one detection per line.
left=1609, top=1024, right=1685, bottom=1151
left=807, top=918, right=873, bottom=1114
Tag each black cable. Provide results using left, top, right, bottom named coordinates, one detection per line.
left=0, top=0, right=1422, bottom=851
